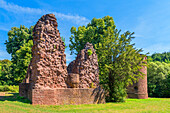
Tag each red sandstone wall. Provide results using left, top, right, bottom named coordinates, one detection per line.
left=19, top=14, right=105, bottom=105
left=28, top=14, right=68, bottom=89
left=67, top=42, right=99, bottom=88
left=19, top=83, right=32, bottom=101
left=31, top=88, right=105, bottom=105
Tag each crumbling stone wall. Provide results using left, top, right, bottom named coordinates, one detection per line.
left=67, top=42, right=99, bottom=88
left=19, top=14, right=105, bottom=105
left=24, top=14, right=68, bottom=89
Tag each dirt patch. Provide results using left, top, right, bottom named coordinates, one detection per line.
left=0, top=92, right=6, bottom=99
left=0, top=92, right=5, bottom=96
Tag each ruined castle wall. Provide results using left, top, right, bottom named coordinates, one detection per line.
left=19, top=14, right=105, bottom=105
left=29, top=14, right=68, bottom=89
left=67, top=42, right=99, bottom=88
left=31, top=88, right=105, bottom=105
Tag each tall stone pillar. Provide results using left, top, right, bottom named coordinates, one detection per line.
left=127, top=57, right=148, bottom=99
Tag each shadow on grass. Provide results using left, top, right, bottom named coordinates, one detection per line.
left=0, top=93, right=31, bottom=104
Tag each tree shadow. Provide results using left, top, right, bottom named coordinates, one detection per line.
left=91, top=87, right=105, bottom=104
left=0, top=92, right=31, bottom=104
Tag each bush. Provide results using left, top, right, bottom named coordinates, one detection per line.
left=148, top=61, right=170, bottom=98
left=0, top=85, right=19, bottom=93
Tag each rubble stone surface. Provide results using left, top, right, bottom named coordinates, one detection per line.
left=67, top=42, right=99, bottom=88
left=20, top=14, right=106, bottom=105
left=24, top=14, right=68, bottom=89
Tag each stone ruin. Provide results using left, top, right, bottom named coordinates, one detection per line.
left=23, top=14, right=67, bottom=89
left=19, top=14, right=105, bottom=105
left=19, top=14, right=148, bottom=105
left=67, top=42, right=99, bottom=88
left=127, top=57, right=148, bottom=99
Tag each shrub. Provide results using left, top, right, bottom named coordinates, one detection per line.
left=148, top=61, right=170, bottom=98
left=0, top=85, right=19, bottom=93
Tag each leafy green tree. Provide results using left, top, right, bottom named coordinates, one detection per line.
left=150, top=52, right=170, bottom=62
left=5, top=25, right=33, bottom=84
left=147, top=61, right=170, bottom=97
left=5, top=25, right=33, bottom=55
left=12, top=40, right=33, bottom=83
left=69, top=16, right=146, bottom=102
left=0, top=60, right=12, bottom=85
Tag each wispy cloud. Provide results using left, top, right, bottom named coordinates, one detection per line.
left=0, top=26, right=9, bottom=31
left=143, top=43, right=170, bottom=55
left=0, top=0, right=90, bottom=25
left=131, top=1, right=170, bottom=54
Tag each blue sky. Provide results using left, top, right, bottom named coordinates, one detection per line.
left=0, top=0, right=170, bottom=65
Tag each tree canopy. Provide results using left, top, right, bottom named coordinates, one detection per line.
left=69, top=16, right=146, bottom=102
left=0, top=59, right=12, bottom=85
left=5, top=25, right=33, bottom=84
left=148, top=52, right=170, bottom=63
left=147, top=61, right=170, bottom=97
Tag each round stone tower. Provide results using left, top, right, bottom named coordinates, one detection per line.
left=127, top=57, right=148, bottom=99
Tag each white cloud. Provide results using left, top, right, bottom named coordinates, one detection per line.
left=0, top=0, right=90, bottom=25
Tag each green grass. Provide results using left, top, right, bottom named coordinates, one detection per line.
left=0, top=92, right=169, bottom=113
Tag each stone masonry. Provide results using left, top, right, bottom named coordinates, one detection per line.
left=19, top=13, right=148, bottom=105
left=23, top=14, right=67, bottom=89
left=19, top=14, right=105, bottom=105
left=127, top=57, right=148, bottom=99
left=67, top=42, right=99, bottom=88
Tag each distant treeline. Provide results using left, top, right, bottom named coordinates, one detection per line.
left=148, top=52, right=170, bottom=63
left=147, top=52, right=170, bottom=98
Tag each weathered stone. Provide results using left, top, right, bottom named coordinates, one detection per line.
left=23, top=14, right=68, bottom=89
left=67, top=73, right=79, bottom=88
left=67, top=42, right=99, bottom=88
left=19, top=14, right=105, bottom=105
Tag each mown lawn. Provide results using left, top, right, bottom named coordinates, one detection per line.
left=0, top=92, right=169, bottom=113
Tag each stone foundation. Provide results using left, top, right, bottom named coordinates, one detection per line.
left=19, top=83, right=105, bottom=105
left=19, top=83, right=32, bottom=100
left=127, top=93, right=148, bottom=99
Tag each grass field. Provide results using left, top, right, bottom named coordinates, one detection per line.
left=0, top=92, right=169, bottom=113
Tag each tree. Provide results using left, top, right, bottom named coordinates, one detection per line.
left=5, top=25, right=33, bottom=84
left=147, top=61, right=170, bottom=97
left=150, top=52, right=170, bottom=62
left=0, top=60, right=12, bottom=85
left=69, top=16, right=146, bottom=102
left=11, top=40, right=33, bottom=83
